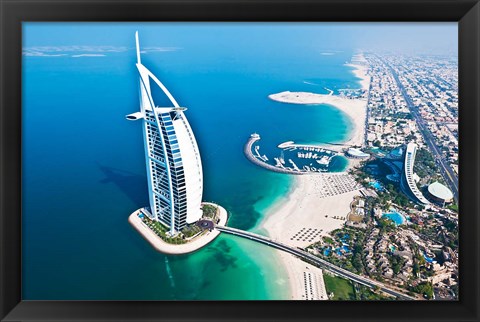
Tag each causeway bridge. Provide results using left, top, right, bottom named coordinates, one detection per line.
left=216, top=225, right=415, bottom=300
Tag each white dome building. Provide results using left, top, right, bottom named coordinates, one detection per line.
left=427, top=181, right=454, bottom=205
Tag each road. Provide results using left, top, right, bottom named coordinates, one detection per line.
left=216, top=225, right=416, bottom=300
left=384, top=61, right=459, bottom=203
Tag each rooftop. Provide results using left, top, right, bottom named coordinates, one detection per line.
left=347, top=148, right=370, bottom=158
left=428, top=181, right=454, bottom=201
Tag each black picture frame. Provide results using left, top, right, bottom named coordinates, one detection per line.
left=1, top=0, right=479, bottom=321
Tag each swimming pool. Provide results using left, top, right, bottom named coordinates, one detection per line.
left=369, top=181, right=384, bottom=191
left=382, top=211, right=406, bottom=225
left=423, top=251, right=435, bottom=263
left=340, top=234, right=350, bottom=242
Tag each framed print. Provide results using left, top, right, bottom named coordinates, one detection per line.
left=1, top=0, right=479, bottom=321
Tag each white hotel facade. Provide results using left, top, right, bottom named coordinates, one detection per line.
left=400, top=142, right=430, bottom=205
left=127, top=32, right=203, bottom=235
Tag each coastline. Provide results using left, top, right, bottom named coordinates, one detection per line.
left=345, top=52, right=371, bottom=91
left=129, top=203, right=228, bottom=255
left=275, top=250, right=329, bottom=300
left=255, top=174, right=360, bottom=300
left=269, top=91, right=367, bottom=147
left=260, top=175, right=358, bottom=248
left=259, top=56, right=368, bottom=300
left=268, top=54, right=370, bottom=149
left=346, top=63, right=371, bottom=91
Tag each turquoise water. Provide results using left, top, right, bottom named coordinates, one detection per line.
left=22, top=23, right=362, bottom=300
left=369, top=181, right=384, bottom=191
left=423, top=251, right=435, bottom=263
left=382, top=212, right=406, bottom=225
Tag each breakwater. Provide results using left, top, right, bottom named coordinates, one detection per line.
left=244, top=134, right=305, bottom=175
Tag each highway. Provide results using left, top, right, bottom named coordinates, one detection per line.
left=216, top=225, right=416, bottom=300
left=384, top=61, right=459, bottom=204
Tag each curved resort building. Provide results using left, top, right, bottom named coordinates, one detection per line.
left=345, top=148, right=370, bottom=159
left=427, top=181, right=454, bottom=205
left=400, top=143, right=430, bottom=205
left=127, top=32, right=203, bottom=235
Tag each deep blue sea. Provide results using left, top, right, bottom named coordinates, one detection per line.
left=22, top=23, right=362, bottom=300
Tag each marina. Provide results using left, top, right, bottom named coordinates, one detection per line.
left=244, top=133, right=306, bottom=175
left=244, top=133, right=345, bottom=175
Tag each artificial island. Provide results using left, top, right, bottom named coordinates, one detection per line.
left=127, top=32, right=227, bottom=255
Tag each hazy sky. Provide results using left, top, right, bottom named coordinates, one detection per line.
left=23, top=22, right=458, bottom=56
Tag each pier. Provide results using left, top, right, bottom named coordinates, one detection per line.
left=244, top=133, right=354, bottom=177
left=278, top=141, right=338, bottom=152
left=244, top=134, right=306, bottom=175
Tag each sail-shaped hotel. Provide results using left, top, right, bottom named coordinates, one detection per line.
left=127, top=32, right=203, bottom=235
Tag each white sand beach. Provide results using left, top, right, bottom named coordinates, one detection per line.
left=346, top=63, right=370, bottom=90
left=345, top=53, right=371, bottom=91
left=269, top=91, right=367, bottom=147
left=259, top=55, right=369, bottom=299
left=277, top=250, right=328, bottom=300
left=260, top=175, right=359, bottom=248
left=259, top=174, right=362, bottom=299
left=268, top=55, right=370, bottom=148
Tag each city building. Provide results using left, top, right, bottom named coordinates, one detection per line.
left=127, top=32, right=203, bottom=235
left=400, top=143, right=430, bottom=205
left=345, top=147, right=370, bottom=159
left=427, top=181, right=454, bottom=206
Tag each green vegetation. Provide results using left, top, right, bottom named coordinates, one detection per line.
left=415, top=216, right=454, bottom=247
left=356, top=285, right=394, bottom=301
left=351, top=233, right=366, bottom=274
left=323, top=274, right=355, bottom=300
left=389, top=254, right=406, bottom=275
left=411, top=245, right=425, bottom=277
left=202, top=204, right=218, bottom=219
left=323, top=236, right=334, bottom=244
left=409, top=281, right=434, bottom=299
left=377, top=217, right=396, bottom=234
left=181, top=223, right=203, bottom=238
left=320, top=228, right=367, bottom=275
left=439, top=217, right=458, bottom=250
left=413, top=148, right=444, bottom=184
left=139, top=203, right=219, bottom=245
left=374, top=182, right=410, bottom=208
left=142, top=217, right=186, bottom=244
left=447, top=203, right=458, bottom=213
left=413, top=148, right=436, bottom=177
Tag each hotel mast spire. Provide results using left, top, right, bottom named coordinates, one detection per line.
left=135, top=31, right=141, bottom=64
